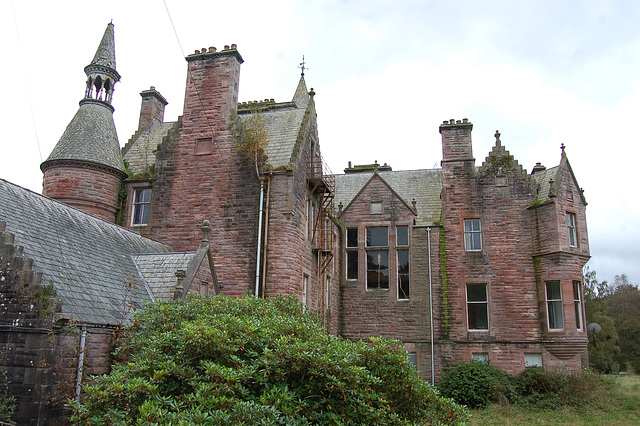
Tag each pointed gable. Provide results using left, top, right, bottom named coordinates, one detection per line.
left=335, top=169, right=442, bottom=226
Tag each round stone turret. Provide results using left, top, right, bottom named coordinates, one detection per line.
left=41, top=23, right=126, bottom=223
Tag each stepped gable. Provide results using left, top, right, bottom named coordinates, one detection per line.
left=334, top=168, right=443, bottom=226
left=0, top=178, right=171, bottom=325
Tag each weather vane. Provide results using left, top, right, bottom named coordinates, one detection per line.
left=299, top=55, right=307, bottom=77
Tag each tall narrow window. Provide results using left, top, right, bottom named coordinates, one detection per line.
left=346, top=228, right=358, bottom=280
left=464, top=219, right=482, bottom=251
left=397, top=225, right=410, bottom=300
left=466, top=284, right=488, bottom=330
left=567, top=213, right=577, bottom=247
left=573, top=280, right=583, bottom=330
left=366, top=227, right=389, bottom=289
left=546, top=281, right=564, bottom=329
left=302, top=275, right=308, bottom=308
left=132, top=189, right=152, bottom=225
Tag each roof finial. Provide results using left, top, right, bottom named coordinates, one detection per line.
left=201, top=219, right=211, bottom=242
left=494, top=130, right=501, bottom=146
left=299, top=55, right=307, bottom=77
left=560, top=143, right=565, bottom=154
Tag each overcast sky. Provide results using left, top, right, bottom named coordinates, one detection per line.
left=1, top=0, right=638, bottom=285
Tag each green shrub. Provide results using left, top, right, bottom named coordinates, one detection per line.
left=69, top=295, right=468, bottom=425
left=514, top=367, right=612, bottom=410
left=437, top=360, right=516, bottom=409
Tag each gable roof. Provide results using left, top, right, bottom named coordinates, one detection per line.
left=132, top=252, right=195, bottom=302
left=334, top=169, right=443, bottom=226
left=0, top=178, right=172, bottom=325
left=123, top=121, right=176, bottom=175
left=530, top=152, right=586, bottom=206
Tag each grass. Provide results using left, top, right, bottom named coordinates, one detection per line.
left=468, top=374, right=640, bottom=425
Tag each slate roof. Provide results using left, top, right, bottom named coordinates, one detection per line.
left=241, top=107, right=307, bottom=167
left=530, top=166, right=559, bottom=204
left=0, top=178, right=172, bottom=325
left=123, top=122, right=175, bottom=174
left=334, top=169, right=443, bottom=226
left=133, top=253, right=195, bottom=302
left=42, top=100, right=125, bottom=173
left=89, top=22, right=117, bottom=70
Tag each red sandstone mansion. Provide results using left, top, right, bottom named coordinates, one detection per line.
left=1, top=23, right=589, bottom=422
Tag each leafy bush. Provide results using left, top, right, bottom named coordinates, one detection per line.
left=69, top=295, right=468, bottom=425
left=514, top=367, right=613, bottom=410
left=437, top=360, right=516, bottom=409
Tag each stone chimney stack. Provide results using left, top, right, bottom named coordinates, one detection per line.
left=137, top=86, right=168, bottom=132
left=440, top=118, right=474, bottom=163
left=182, top=45, right=243, bottom=133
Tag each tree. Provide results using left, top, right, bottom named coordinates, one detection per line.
left=584, top=268, right=640, bottom=374
left=70, top=295, right=467, bottom=425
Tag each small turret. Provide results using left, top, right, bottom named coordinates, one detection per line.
left=41, top=23, right=127, bottom=223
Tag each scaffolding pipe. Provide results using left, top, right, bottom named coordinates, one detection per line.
left=254, top=180, right=265, bottom=297
left=427, top=227, right=435, bottom=385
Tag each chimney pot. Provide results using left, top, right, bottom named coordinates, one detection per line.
left=463, top=118, right=468, bottom=123
left=231, top=43, right=237, bottom=49
left=195, top=50, right=200, bottom=54
left=449, top=119, right=455, bottom=124
left=224, top=45, right=230, bottom=50
left=202, top=48, right=207, bottom=53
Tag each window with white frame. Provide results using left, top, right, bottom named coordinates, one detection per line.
left=567, top=213, right=577, bottom=247
left=132, top=188, right=152, bottom=225
left=464, top=219, right=482, bottom=251
left=302, top=274, right=309, bottom=308
left=397, top=225, right=409, bottom=300
left=525, top=353, right=542, bottom=368
left=346, top=228, right=358, bottom=280
left=472, top=353, right=489, bottom=363
left=466, top=284, right=488, bottom=330
left=366, top=227, right=389, bottom=289
left=573, top=280, right=583, bottom=330
left=546, top=281, right=564, bottom=329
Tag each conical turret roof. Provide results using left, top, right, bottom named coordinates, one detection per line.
left=90, top=22, right=117, bottom=70
left=41, top=23, right=124, bottom=174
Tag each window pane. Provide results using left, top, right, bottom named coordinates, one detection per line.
left=347, top=228, right=358, bottom=247
left=573, top=280, right=583, bottom=330
left=347, top=251, right=358, bottom=280
left=548, top=301, right=564, bottom=329
left=366, top=227, right=388, bottom=247
left=467, top=283, right=488, bottom=330
left=467, top=284, right=487, bottom=302
left=567, top=213, right=577, bottom=246
left=525, top=354, right=542, bottom=367
left=464, top=219, right=481, bottom=251
left=546, top=281, right=561, bottom=300
left=468, top=303, right=488, bottom=329
left=407, top=352, right=417, bottom=369
left=367, top=250, right=389, bottom=289
left=472, top=353, right=488, bottom=363
left=397, top=226, right=409, bottom=246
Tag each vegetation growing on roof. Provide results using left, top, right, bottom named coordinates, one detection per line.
left=237, top=110, right=269, bottom=176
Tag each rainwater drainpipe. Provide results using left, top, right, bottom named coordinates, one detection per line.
left=75, top=325, right=87, bottom=401
left=427, top=227, right=435, bottom=385
left=255, top=180, right=265, bottom=297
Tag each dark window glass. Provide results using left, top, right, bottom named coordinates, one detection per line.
left=398, top=249, right=410, bottom=299
left=397, top=225, right=409, bottom=246
left=347, top=251, right=358, bottom=280
left=347, top=228, right=358, bottom=247
left=366, top=227, right=388, bottom=247
left=467, top=283, right=488, bottom=330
